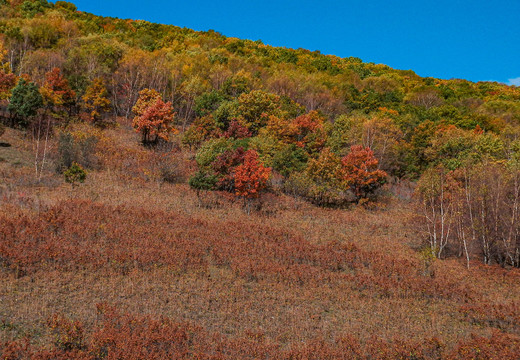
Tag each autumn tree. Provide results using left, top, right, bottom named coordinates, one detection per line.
left=264, top=115, right=298, bottom=144
left=454, top=161, right=520, bottom=267
left=415, top=160, right=520, bottom=267
left=40, top=67, right=76, bottom=119
left=306, top=148, right=342, bottom=189
left=271, top=144, right=308, bottom=177
left=223, top=120, right=251, bottom=139
left=292, top=111, right=324, bottom=140
left=0, top=70, right=17, bottom=101
left=194, top=90, right=227, bottom=117
left=212, top=147, right=247, bottom=192
left=132, top=88, right=161, bottom=117
left=263, top=111, right=326, bottom=157
left=326, top=114, right=362, bottom=155
left=82, top=78, right=111, bottom=126
left=176, top=75, right=210, bottom=131
left=234, top=149, right=271, bottom=213
left=182, top=114, right=222, bottom=149
left=234, top=90, right=282, bottom=134
left=221, top=72, right=251, bottom=97
left=340, top=145, right=387, bottom=202
left=113, top=49, right=167, bottom=118
left=0, top=69, right=16, bottom=117
left=132, top=97, right=176, bottom=145
left=406, top=88, right=443, bottom=109
left=295, top=147, right=346, bottom=205
left=20, top=0, right=52, bottom=18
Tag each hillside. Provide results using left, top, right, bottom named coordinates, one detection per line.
left=1, top=1, right=520, bottom=359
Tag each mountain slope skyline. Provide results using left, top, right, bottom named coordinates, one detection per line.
left=67, top=0, right=520, bottom=84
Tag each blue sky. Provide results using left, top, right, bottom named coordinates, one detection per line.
left=67, top=0, right=519, bottom=84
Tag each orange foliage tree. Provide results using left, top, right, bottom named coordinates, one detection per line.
left=133, top=98, right=176, bottom=145
left=132, top=88, right=175, bottom=145
left=265, top=111, right=326, bottom=154
left=40, top=67, right=76, bottom=117
left=341, top=145, right=387, bottom=202
left=266, top=111, right=322, bottom=142
left=234, top=149, right=271, bottom=212
left=131, top=88, right=161, bottom=117
left=82, top=78, right=111, bottom=126
left=0, top=70, right=16, bottom=101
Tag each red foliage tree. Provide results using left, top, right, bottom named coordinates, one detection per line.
left=41, top=67, right=76, bottom=115
left=212, top=147, right=247, bottom=191
left=133, top=98, right=176, bottom=145
left=292, top=110, right=324, bottom=141
left=223, top=120, right=251, bottom=139
left=0, top=70, right=16, bottom=101
left=234, top=150, right=271, bottom=212
left=341, top=145, right=387, bottom=202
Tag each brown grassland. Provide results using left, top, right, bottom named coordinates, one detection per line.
left=1, top=125, right=520, bottom=359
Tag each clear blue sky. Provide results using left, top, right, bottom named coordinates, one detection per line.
left=67, top=0, right=519, bottom=85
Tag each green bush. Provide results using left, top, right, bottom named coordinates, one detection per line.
left=272, top=145, right=308, bottom=177
left=194, top=91, right=227, bottom=117
left=195, top=138, right=232, bottom=169
left=64, top=162, right=87, bottom=187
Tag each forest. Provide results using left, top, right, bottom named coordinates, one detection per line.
left=0, top=0, right=519, bottom=358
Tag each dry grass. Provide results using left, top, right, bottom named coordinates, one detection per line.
left=1, top=125, right=519, bottom=358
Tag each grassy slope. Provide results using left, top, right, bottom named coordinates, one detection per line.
left=1, top=126, right=519, bottom=358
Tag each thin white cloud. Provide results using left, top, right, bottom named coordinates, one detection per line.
left=507, top=77, right=520, bottom=86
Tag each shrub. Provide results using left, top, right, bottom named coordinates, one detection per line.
left=272, top=144, right=308, bottom=177
left=189, top=170, right=218, bottom=196
left=182, top=115, right=222, bottom=149
left=195, top=137, right=233, bottom=169
left=159, top=156, right=187, bottom=184
left=63, top=162, right=87, bottom=187
left=47, top=314, right=85, bottom=351
left=55, top=131, right=100, bottom=172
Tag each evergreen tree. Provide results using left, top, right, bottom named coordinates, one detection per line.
left=8, top=78, right=43, bottom=127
